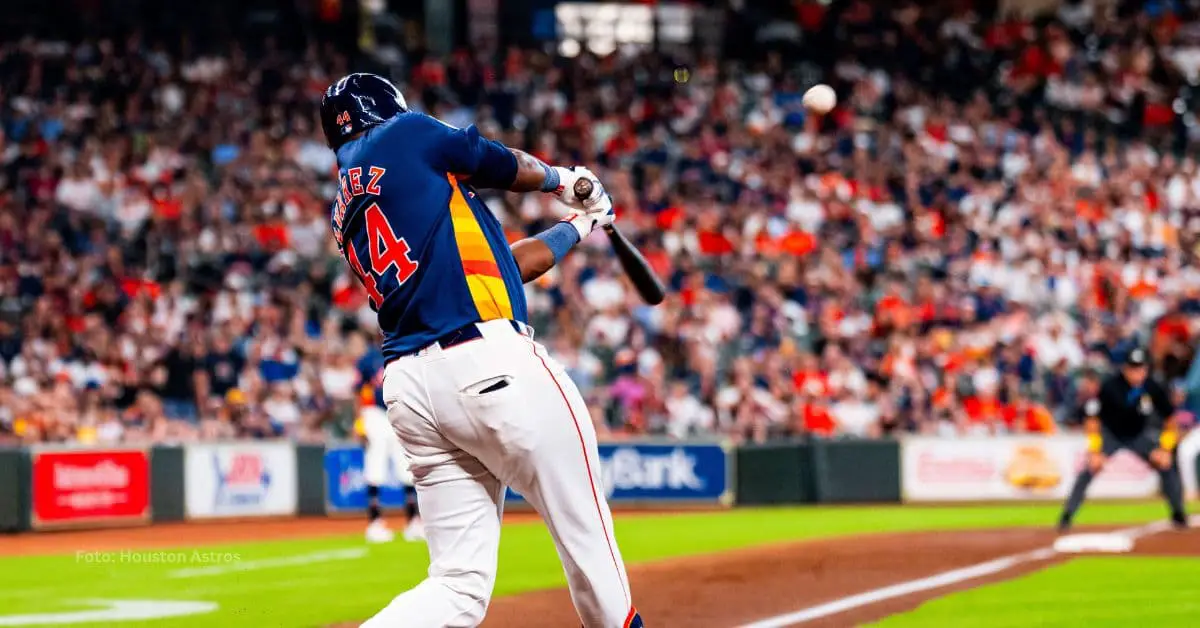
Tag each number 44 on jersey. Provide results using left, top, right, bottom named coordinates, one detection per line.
left=332, top=166, right=418, bottom=309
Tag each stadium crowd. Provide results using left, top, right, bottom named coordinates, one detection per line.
left=3, top=0, right=1200, bottom=445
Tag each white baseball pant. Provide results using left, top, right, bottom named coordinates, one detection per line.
left=361, top=405, right=414, bottom=487
left=361, top=319, right=635, bottom=628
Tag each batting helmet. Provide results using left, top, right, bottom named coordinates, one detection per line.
left=320, top=73, right=408, bottom=150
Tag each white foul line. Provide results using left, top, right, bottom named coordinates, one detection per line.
left=737, top=520, right=1176, bottom=628
left=736, top=547, right=1056, bottom=628
left=169, top=548, right=367, bottom=578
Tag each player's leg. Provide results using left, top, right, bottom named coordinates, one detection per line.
left=401, top=485, right=424, bottom=540
left=391, top=441, right=425, bottom=541
left=501, top=337, right=637, bottom=628
left=429, top=322, right=638, bottom=627
left=362, top=428, right=394, bottom=543
left=1127, top=434, right=1187, bottom=527
left=1059, top=431, right=1118, bottom=531
left=362, top=454, right=505, bottom=628
left=364, top=359, right=506, bottom=628
left=364, top=485, right=394, bottom=542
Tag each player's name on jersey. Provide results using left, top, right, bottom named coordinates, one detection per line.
left=333, top=165, right=387, bottom=244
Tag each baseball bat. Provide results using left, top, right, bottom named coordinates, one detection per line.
left=574, top=178, right=666, bottom=305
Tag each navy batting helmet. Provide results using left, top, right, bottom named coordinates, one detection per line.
left=320, top=73, right=408, bottom=150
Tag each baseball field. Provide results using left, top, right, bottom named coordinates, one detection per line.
left=0, top=502, right=1197, bottom=627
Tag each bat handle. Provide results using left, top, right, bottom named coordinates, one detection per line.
left=573, top=178, right=595, bottom=202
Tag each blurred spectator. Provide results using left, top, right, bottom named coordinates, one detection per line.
left=4, top=1, right=1200, bottom=445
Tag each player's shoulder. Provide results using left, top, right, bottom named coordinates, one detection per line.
left=369, top=111, right=463, bottom=149
left=379, top=111, right=456, bottom=134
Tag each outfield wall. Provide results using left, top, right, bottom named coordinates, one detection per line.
left=0, top=436, right=1193, bottom=533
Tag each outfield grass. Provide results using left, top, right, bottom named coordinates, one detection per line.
left=875, top=556, right=1200, bottom=627
left=0, top=502, right=1187, bottom=627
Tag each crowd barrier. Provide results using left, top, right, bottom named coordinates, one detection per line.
left=0, top=436, right=1195, bottom=533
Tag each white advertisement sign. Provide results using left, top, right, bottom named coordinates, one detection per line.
left=185, top=443, right=297, bottom=518
left=901, top=435, right=1161, bottom=502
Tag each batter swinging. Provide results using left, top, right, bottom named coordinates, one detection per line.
left=320, top=74, right=641, bottom=628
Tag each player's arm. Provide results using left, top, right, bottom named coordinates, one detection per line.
left=1082, top=397, right=1103, bottom=454
left=509, top=203, right=615, bottom=282
left=510, top=238, right=557, bottom=283
left=507, top=148, right=555, bottom=192
left=409, top=114, right=614, bottom=281
left=412, top=114, right=605, bottom=207
left=505, top=146, right=616, bottom=282
left=1150, top=382, right=1179, bottom=451
left=352, top=415, right=368, bottom=446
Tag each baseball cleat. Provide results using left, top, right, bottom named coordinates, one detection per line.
left=366, top=521, right=395, bottom=543
left=403, top=518, right=426, bottom=542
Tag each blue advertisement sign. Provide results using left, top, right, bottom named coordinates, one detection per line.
left=507, top=443, right=731, bottom=504
left=324, top=446, right=410, bottom=512
left=326, top=442, right=731, bottom=510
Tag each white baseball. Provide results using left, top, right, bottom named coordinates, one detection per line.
left=803, top=84, right=837, bottom=115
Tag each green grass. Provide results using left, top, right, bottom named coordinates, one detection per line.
left=0, top=502, right=1187, bottom=627
left=875, top=556, right=1200, bottom=627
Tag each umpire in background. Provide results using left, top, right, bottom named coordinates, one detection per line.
left=1058, top=348, right=1188, bottom=531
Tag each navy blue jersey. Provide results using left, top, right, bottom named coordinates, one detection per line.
left=330, top=113, right=527, bottom=360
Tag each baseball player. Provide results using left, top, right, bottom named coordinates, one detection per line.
left=355, top=404, right=423, bottom=543
left=1057, top=348, right=1188, bottom=531
left=320, top=74, right=641, bottom=628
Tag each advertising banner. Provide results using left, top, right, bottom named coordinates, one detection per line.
left=507, top=442, right=733, bottom=505
left=324, top=445, right=411, bottom=512
left=31, top=449, right=150, bottom=528
left=901, top=435, right=1161, bottom=502
left=184, top=443, right=297, bottom=518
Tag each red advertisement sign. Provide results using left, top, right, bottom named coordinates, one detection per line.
left=31, top=449, right=150, bottom=527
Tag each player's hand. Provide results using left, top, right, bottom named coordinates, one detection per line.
left=560, top=194, right=616, bottom=240
left=548, top=166, right=607, bottom=211
left=1149, top=448, right=1172, bottom=470
left=1087, top=452, right=1106, bottom=473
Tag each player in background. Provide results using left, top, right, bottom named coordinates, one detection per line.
left=355, top=396, right=423, bottom=543
left=1058, top=348, right=1188, bottom=531
left=321, top=74, right=639, bottom=628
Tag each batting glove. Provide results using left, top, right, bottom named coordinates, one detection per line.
left=561, top=195, right=616, bottom=240
left=544, top=166, right=608, bottom=212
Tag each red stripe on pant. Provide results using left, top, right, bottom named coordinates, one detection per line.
left=525, top=339, right=630, bottom=609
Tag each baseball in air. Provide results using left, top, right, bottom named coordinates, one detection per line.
left=803, top=84, right=837, bottom=115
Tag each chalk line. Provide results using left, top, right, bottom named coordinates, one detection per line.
left=169, top=548, right=367, bottom=578
left=737, top=519, right=1175, bottom=628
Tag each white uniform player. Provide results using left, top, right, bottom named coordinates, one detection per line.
left=358, top=405, right=423, bottom=543
left=369, top=320, right=637, bottom=627
left=319, top=72, right=640, bottom=628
